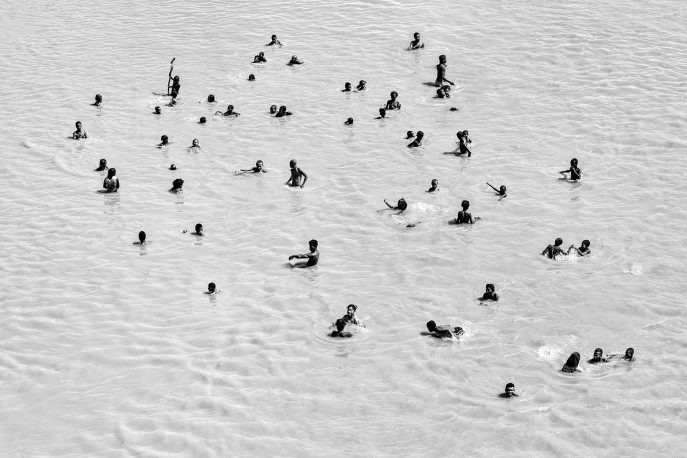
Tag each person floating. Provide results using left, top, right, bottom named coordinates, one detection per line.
left=267, top=34, right=282, bottom=47
left=450, top=200, right=480, bottom=224
left=253, top=52, right=267, bottom=63
left=170, top=178, right=184, bottom=193
left=286, top=159, right=308, bottom=188
left=158, top=135, right=169, bottom=147
left=425, top=320, right=464, bottom=338
left=330, top=319, right=352, bottom=338
left=134, top=231, right=146, bottom=245
left=344, top=117, right=353, bottom=125
left=287, top=55, right=303, bottom=65
left=289, top=239, right=319, bottom=267
left=499, top=383, right=518, bottom=398
left=102, top=168, right=119, bottom=193
left=481, top=284, right=499, bottom=301
left=541, top=238, right=566, bottom=259
left=92, top=94, right=102, bottom=106
left=568, top=240, right=591, bottom=256
left=561, top=352, right=581, bottom=373
left=72, top=121, right=87, bottom=139
left=237, top=160, right=268, bottom=174
left=486, top=182, right=507, bottom=198
left=385, top=91, right=401, bottom=110
left=435, top=54, right=454, bottom=87
left=560, top=158, right=581, bottom=180
left=342, top=82, right=352, bottom=92
left=384, top=198, right=407, bottom=211
left=408, top=131, right=424, bottom=147
left=408, top=32, right=424, bottom=50
left=588, top=348, right=607, bottom=364
left=95, top=159, right=108, bottom=172
left=427, top=179, right=438, bottom=193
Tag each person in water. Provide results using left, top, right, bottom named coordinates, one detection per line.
left=451, top=200, right=480, bottom=224
left=134, top=231, right=146, bottom=245
left=269, top=105, right=278, bottom=115
left=375, top=108, right=387, bottom=119
left=206, top=94, right=215, bottom=103
left=426, top=320, right=464, bottom=338
left=408, top=32, right=424, bottom=50
left=455, top=131, right=472, bottom=157
left=385, top=91, right=401, bottom=110
left=384, top=198, right=408, bottom=211
left=189, top=139, right=201, bottom=150
left=72, top=121, right=87, bottom=139
left=170, top=178, right=184, bottom=193
left=342, top=304, right=360, bottom=325
left=158, top=135, right=169, bottom=147
left=560, top=158, right=581, bottom=180
left=238, top=160, right=267, bottom=174
left=408, top=131, right=424, bottom=147
left=154, top=106, right=161, bottom=115
left=344, top=117, right=353, bottom=125
left=206, top=282, right=218, bottom=294
left=342, top=82, right=352, bottom=92
left=561, top=352, right=581, bottom=372
left=267, top=34, right=282, bottom=47
left=216, top=105, right=240, bottom=116
left=287, top=55, right=303, bottom=65
left=588, top=348, right=607, bottom=364
left=102, top=168, right=119, bottom=193
left=481, top=284, right=499, bottom=301
left=95, top=159, right=108, bottom=171
left=568, top=240, right=591, bottom=256
left=199, top=117, right=206, bottom=124
left=275, top=106, right=292, bottom=117
left=406, top=131, right=414, bottom=139
left=436, top=86, right=451, bottom=98
left=427, top=179, right=439, bottom=192
left=248, top=74, right=255, bottom=81
left=435, top=54, right=455, bottom=87
left=167, top=59, right=180, bottom=94
left=499, top=383, right=518, bottom=398
left=192, top=223, right=203, bottom=236
left=253, top=52, right=267, bottom=63
left=169, top=164, right=177, bottom=170
left=169, top=76, right=180, bottom=96
left=92, top=94, right=102, bottom=106
left=289, top=239, right=319, bottom=267
left=541, top=238, right=566, bottom=259
left=331, top=319, right=352, bottom=338
left=356, top=80, right=366, bottom=91
left=486, top=182, right=507, bottom=198
left=286, top=159, right=308, bottom=187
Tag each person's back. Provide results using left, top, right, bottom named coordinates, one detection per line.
left=331, top=319, right=352, bottom=338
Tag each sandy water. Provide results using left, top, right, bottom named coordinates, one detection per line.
left=1, top=0, right=686, bottom=456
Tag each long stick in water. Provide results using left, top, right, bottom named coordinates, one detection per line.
left=167, top=58, right=175, bottom=95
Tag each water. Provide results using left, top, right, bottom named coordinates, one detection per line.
left=1, top=0, right=687, bottom=456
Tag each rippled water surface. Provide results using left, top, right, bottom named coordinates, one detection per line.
left=1, top=0, right=687, bottom=456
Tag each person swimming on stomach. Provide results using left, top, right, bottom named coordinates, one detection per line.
left=384, top=198, right=407, bottom=212
left=237, top=160, right=267, bottom=174
left=435, top=54, right=454, bottom=87
left=481, top=284, right=499, bottom=301
left=408, top=131, right=424, bottom=147
left=289, top=239, right=319, bottom=267
left=561, top=352, right=581, bottom=373
left=450, top=200, right=480, bottom=224
left=560, top=158, right=581, bottom=180
left=427, top=179, right=439, bottom=193
left=216, top=104, right=240, bottom=116
left=541, top=238, right=566, bottom=259
left=102, top=168, right=119, bottom=192
left=331, top=319, right=352, bottom=338
left=486, top=182, right=507, bottom=199
left=499, top=383, right=518, bottom=398
left=567, top=239, right=591, bottom=256
left=285, top=159, right=307, bottom=187
left=425, top=320, right=464, bottom=338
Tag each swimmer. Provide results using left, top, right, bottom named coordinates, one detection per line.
left=541, top=238, right=566, bottom=259
left=481, top=284, right=499, bottom=301
left=450, top=200, right=480, bottom=224
left=170, top=75, right=180, bottom=96
left=157, top=135, right=169, bottom=147
left=206, top=282, right=219, bottom=294
left=238, top=160, right=268, bottom=174
left=435, top=54, right=455, bottom=87
left=342, top=82, right=352, bottom=92
left=567, top=240, right=591, bottom=256
left=344, top=117, right=353, bottom=125
left=408, top=131, right=424, bottom=147
left=95, top=159, right=108, bottom=172
left=384, top=198, right=408, bottom=212
left=427, top=179, right=439, bottom=193
left=269, top=105, right=278, bottom=115
left=102, top=168, right=119, bottom=193
left=216, top=105, right=240, bottom=116
left=133, top=231, right=146, bottom=245
left=248, top=74, right=255, bottom=81
left=342, top=304, right=360, bottom=325
left=72, top=121, right=87, bottom=139
left=166, top=58, right=177, bottom=95
left=169, top=164, right=177, bottom=170
left=406, top=131, right=415, bottom=139
left=275, top=106, right=292, bottom=117
left=408, top=32, right=424, bottom=50
left=385, top=91, right=401, bottom=110
left=192, top=223, right=203, bottom=236
left=561, top=352, right=581, bottom=373
left=253, top=52, right=267, bottom=63
left=588, top=348, right=607, bottom=364
left=499, top=383, right=518, bottom=398
left=189, top=139, right=201, bottom=150
left=207, top=94, right=215, bottom=103
left=455, top=131, right=472, bottom=157
left=169, top=178, right=184, bottom=193
left=285, top=159, right=308, bottom=187
left=462, top=130, right=472, bottom=143
left=375, top=108, right=387, bottom=119
left=92, top=94, right=102, bottom=106
left=435, top=85, right=451, bottom=98
left=289, top=239, right=319, bottom=267
left=287, top=55, right=303, bottom=65
left=356, top=80, right=366, bottom=91
left=267, top=34, right=282, bottom=47
left=560, top=158, right=581, bottom=180
left=330, top=319, right=352, bottom=338
left=486, top=182, right=507, bottom=199
left=199, top=117, right=206, bottom=124
left=449, top=107, right=458, bottom=112
left=425, top=320, right=464, bottom=338
left=154, top=106, right=162, bottom=115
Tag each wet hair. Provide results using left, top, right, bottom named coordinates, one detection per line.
left=289, top=159, right=297, bottom=167
left=379, top=108, right=386, bottom=117
left=172, top=178, right=184, bottom=189
left=272, top=34, right=277, bottom=39
left=161, top=135, right=168, bottom=142
left=582, top=240, right=590, bottom=247
left=398, top=198, right=408, bottom=210
left=486, top=283, right=495, bottom=291
left=227, top=105, right=234, bottom=111
left=195, top=223, right=203, bottom=232
left=625, top=348, right=634, bottom=359
left=256, top=160, right=263, bottom=166
left=431, top=179, right=438, bottom=185
left=169, top=164, right=176, bottom=170
left=199, top=117, right=206, bottom=124
left=207, top=94, right=215, bottom=102
left=345, top=117, right=353, bottom=125
left=390, top=91, right=398, bottom=98
left=461, top=200, right=470, bottom=210
left=500, top=185, right=506, bottom=193
left=107, top=168, right=117, bottom=178
left=414, top=32, right=420, bottom=37
left=173, top=75, right=180, bottom=81
left=335, top=319, right=346, bottom=332
left=99, top=159, right=107, bottom=165
left=416, top=131, right=424, bottom=139
left=555, top=238, right=563, bottom=246
left=347, top=304, right=357, bottom=311
left=208, top=282, right=216, bottom=292
left=155, top=106, right=161, bottom=113
left=439, top=54, right=446, bottom=61
left=345, top=82, right=351, bottom=87
left=309, top=239, right=318, bottom=249
left=571, top=158, right=578, bottom=165
left=505, top=383, right=514, bottom=390
left=270, top=105, right=277, bottom=114
left=248, top=74, right=255, bottom=81
left=278, top=105, right=287, bottom=113
left=95, top=94, right=102, bottom=100
left=594, top=348, right=603, bottom=357
left=407, top=131, right=414, bottom=138
left=75, top=121, right=82, bottom=127
left=426, top=320, right=437, bottom=332
left=138, top=231, right=146, bottom=242
left=564, top=352, right=580, bottom=369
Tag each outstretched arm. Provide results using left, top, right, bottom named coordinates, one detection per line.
left=559, top=168, right=570, bottom=174
left=384, top=199, right=393, bottom=209
left=486, top=182, right=499, bottom=192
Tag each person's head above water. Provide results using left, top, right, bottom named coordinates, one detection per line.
left=406, top=131, right=414, bottom=139
left=270, top=105, right=277, bottom=114
left=255, top=160, right=264, bottom=169
left=591, top=348, right=603, bottom=362
left=195, top=223, right=203, bottom=234
left=624, top=348, right=634, bottom=360
left=344, top=82, right=351, bottom=91
left=94, top=94, right=102, bottom=103
left=169, top=164, right=176, bottom=170
left=357, top=80, right=366, bottom=90
left=486, top=283, right=495, bottom=292
left=174, top=75, right=180, bottom=82
left=398, top=198, right=407, bottom=210
left=199, top=117, right=206, bottom=124
left=278, top=105, right=287, bottom=114
left=378, top=108, right=386, bottom=118
left=98, top=158, right=107, bottom=168
left=335, top=318, right=346, bottom=332
left=582, top=240, right=590, bottom=248
left=426, top=320, right=437, bottom=332
left=555, top=238, right=563, bottom=246
left=309, top=239, right=318, bottom=251
left=107, top=168, right=117, bottom=178
left=248, top=74, right=255, bottom=81
left=571, top=158, right=578, bottom=167
left=75, top=121, right=83, bottom=129
left=208, top=282, right=216, bottom=293
left=430, top=178, right=438, bottom=188
left=461, top=200, right=470, bottom=210
left=191, top=139, right=200, bottom=147
left=347, top=304, right=357, bottom=315
left=138, top=231, right=146, bottom=243
left=390, top=91, right=398, bottom=99
left=345, top=117, right=353, bottom=125
left=563, top=352, right=581, bottom=370
left=504, top=383, right=515, bottom=397
left=414, top=32, right=420, bottom=40
left=271, top=34, right=277, bottom=40
left=416, top=131, right=424, bottom=140
left=172, top=178, right=184, bottom=190
left=439, top=54, right=447, bottom=64
left=154, top=106, right=161, bottom=114
left=207, top=94, right=215, bottom=103
left=160, top=135, right=168, bottom=144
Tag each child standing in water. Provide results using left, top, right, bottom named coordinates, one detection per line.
left=285, top=159, right=308, bottom=188
left=102, top=168, right=119, bottom=192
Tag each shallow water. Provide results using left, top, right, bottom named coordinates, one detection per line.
left=1, top=0, right=687, bottom=456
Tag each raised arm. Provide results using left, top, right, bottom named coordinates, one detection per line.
left=486, top=182, right=499, bottom=192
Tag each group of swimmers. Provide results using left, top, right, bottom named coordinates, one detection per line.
left=74, top=32, right=617, bottom=399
